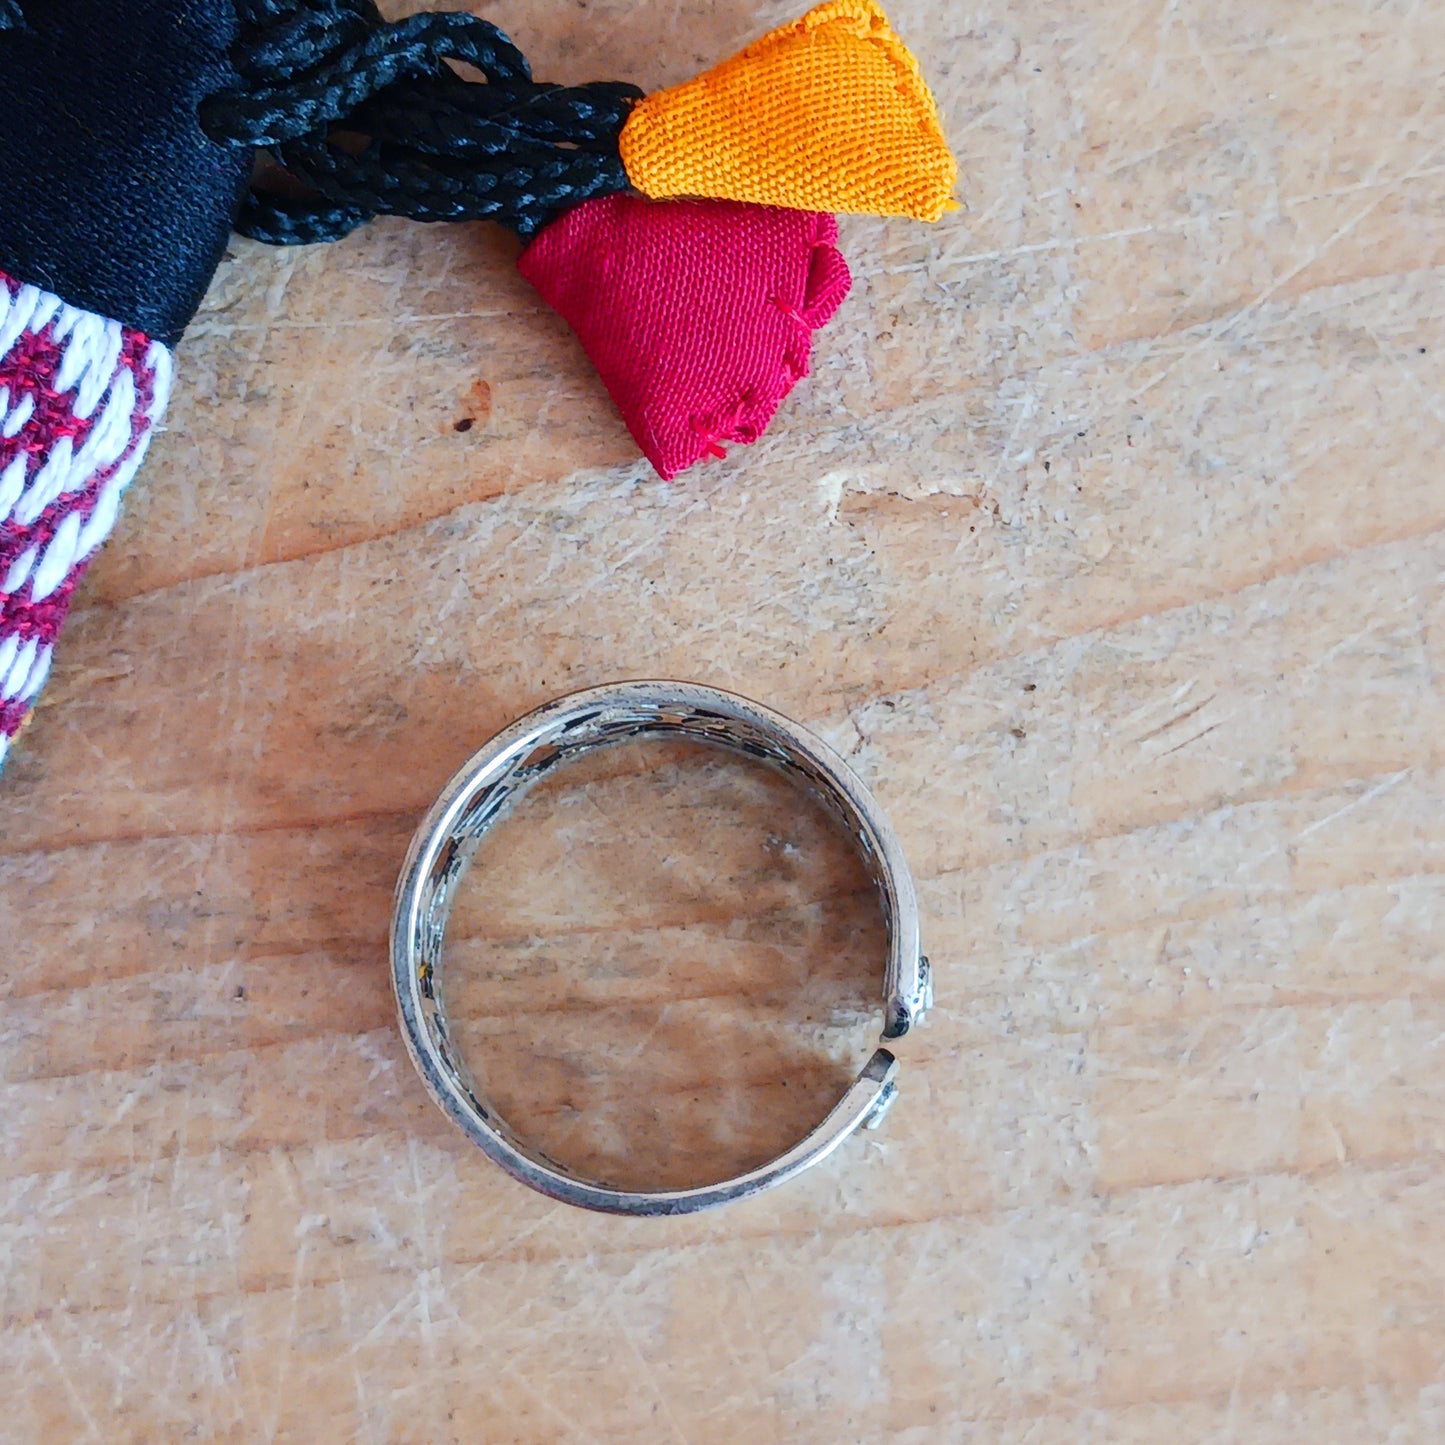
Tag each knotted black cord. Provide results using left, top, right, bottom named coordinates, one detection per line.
left=203, top=0, right=642, bottom=244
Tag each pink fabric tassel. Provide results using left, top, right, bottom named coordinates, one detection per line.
left=519, top=195, right=851, bottom=480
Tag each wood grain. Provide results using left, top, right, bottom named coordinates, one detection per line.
left=2, top=0, right=1443, bottom=1439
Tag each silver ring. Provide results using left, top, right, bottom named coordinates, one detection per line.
left=390, top=681, right=931, bottom=1215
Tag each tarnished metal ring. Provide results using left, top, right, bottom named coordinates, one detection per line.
left=391, top=681, right=930, bottom=1215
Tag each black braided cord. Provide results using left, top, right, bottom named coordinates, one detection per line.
left=204, top=0, right=642, bottom=244
left=0, top=0, right=24, bottom=31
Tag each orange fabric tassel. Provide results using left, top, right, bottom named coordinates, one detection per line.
left=618, top=0, right=956, bottom=222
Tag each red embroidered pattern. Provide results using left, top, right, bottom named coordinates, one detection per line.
left=518, top=195, right=851, bottom=479
left=0, top=272, right=172, bottom=766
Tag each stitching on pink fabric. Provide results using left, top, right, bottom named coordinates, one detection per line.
left=773, top=295, right=810, bottom=327
left=691, top=391, right=757, bottom=460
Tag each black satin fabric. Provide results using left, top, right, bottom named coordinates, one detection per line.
left=0, top=0, right=249, bottom=342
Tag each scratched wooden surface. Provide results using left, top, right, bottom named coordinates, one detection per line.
left=2, top=0, right=1444, bottom=1439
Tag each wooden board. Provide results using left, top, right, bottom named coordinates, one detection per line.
left=2, top=0, right=1443, bottom=1439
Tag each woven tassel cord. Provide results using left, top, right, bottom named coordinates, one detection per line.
left=206, top=0, right=642, bottom=241
left=0, top=275, right=171, bottom=768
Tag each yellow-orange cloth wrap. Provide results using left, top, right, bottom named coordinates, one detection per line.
left=618, top=0, right=956, bottom=222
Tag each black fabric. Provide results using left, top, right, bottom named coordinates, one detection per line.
left=0, top=0, right=251, bottom=343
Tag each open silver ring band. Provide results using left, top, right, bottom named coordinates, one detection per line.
left=390, top=681, right=931, bottom=1216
